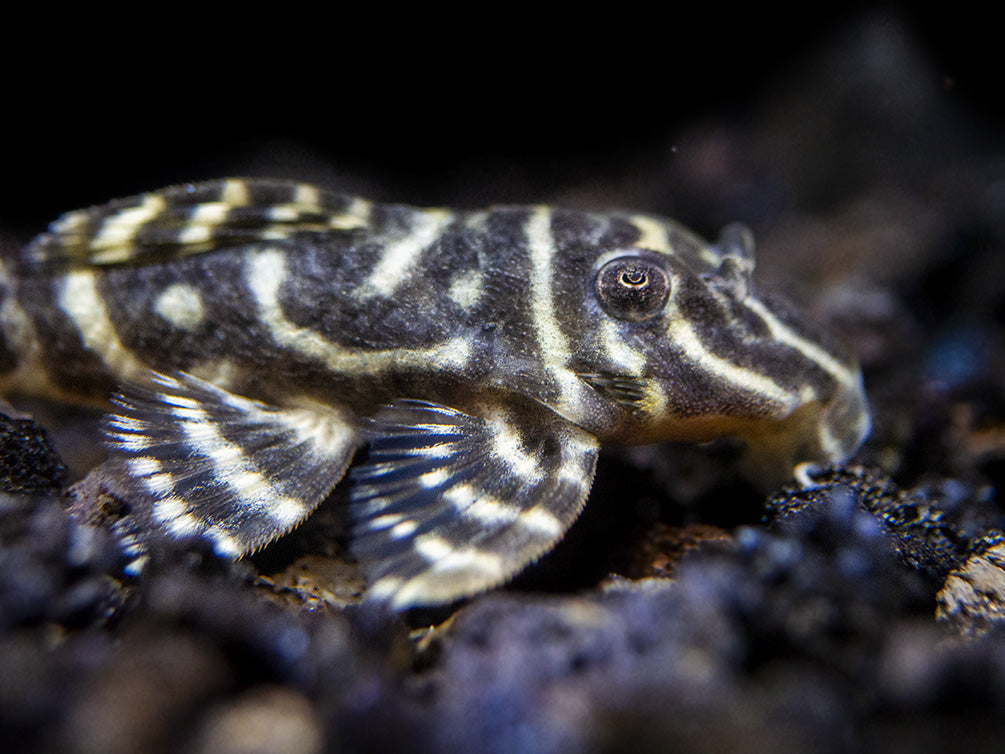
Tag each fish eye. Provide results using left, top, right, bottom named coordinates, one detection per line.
left=595, top=256, right=671, bottom=321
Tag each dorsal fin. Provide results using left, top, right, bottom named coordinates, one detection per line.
left=22, top=178, right=372, bottom=271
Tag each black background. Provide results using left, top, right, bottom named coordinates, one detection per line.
left=2, top=6, right=1000, bottom=236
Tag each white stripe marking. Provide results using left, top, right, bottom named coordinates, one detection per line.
left=414, top=534, right=455, bottom=562
left=518, top=507, right=564, bottom=539
left=0, top=260, right=59, bottom=396
left=158, top=393, right=201, bottom=410
left=267, top=206, right=302, bottom=222
left=817, top=421, right=843, bottom=461
left=443, top=483, right=521, bottom=524
left=221, top=179, right=250, bottom=205
left=442, top=483, right=564, bottom=540
left=628, top=214, right=671, bottom=253
left=443, top=483, right=478, bottom=510
left=418, top=469, right=450, bottom=488
left=368, top=576, right=403, bottom=601
left=465, top=496, right=521, bottom=526
left=388, top=547, right=506, bottom=608
left=390, top=520, right=419, bottom=540
left=367, top=513, right=406, bottom=530
left=246, top=248, right=471, bottom=375
left=58, top=270, right=147, bottom=382
left=627, top=214, right=723, bottom=269
left=355, top=209, right=451, bottom=299
left=167, top=402, right=308, bottom=539
left=294, top=183, right=320, bottom=206
left=153, top=496, right=188, bottom=524
left=89, top=193, right=168, bottom=250
left=127, top=458, right=177, bottom=498
left=208, top=528, right=242, bottom=557
left=272, top=496, right=309, bottom=528
left=126, top=456, right=160, bottom=476
left=145, top=473, right=175, bottom=497
left=330, top=197, right=372, bottom=230
left=599, top=319, right=647, bottom=374
left=526, top=207, right=571, bottom=365
left=165, top=508, right=200, bottom=536
left=486, top=411, right=543, bottom=482
left=629, top=213, right=722, bottom=267
left=186, top=201, right=231, bottom=226
left=526, top=207, right=588, bottom=416
left=412, top=534, right=505, bottom=575
left=667, top=317, right=795, bottom=410
left=742, top=297, right=858, bottom=386
left=278, top=404, right=356, bottom=454
left=176, top=224, right=212, bottom=245
left=111, top=430, right=152, bottom=453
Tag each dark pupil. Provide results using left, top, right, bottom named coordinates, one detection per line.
left=620, top=270, right=647, bottom=287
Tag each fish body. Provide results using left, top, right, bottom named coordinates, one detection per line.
left=0, top=179, right=869, bottom=608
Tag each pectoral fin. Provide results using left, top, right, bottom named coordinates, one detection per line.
left=350, top=399, right=600, bottom=609
left=102, top=371, right=360, bottom=556
left=577, top=373, right=651, bottom=413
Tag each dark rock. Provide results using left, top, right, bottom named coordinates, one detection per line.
left=0, top=411, right=65, bottom=494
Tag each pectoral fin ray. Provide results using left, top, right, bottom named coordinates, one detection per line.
left=577, top=373, right=651, bottom=412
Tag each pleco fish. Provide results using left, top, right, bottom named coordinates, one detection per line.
left=0, top=179, right=869, bottom=609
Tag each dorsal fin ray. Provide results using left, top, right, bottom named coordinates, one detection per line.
left=22, top=178, right=371, bottom=271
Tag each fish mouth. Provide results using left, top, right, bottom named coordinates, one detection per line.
left=814, top=371, right=871, bottom=464
left=733, top=372, right=870, bottom=487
